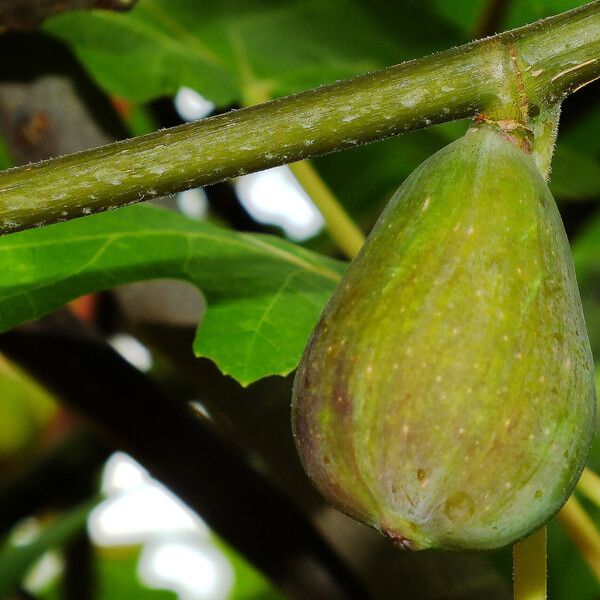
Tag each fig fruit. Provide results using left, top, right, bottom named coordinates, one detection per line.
left=291, top=125, right=596, bottom=550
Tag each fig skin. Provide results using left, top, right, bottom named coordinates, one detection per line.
left=291, top=125, right=596, bottom=551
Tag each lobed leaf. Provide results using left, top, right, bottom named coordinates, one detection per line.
left=0, top=206, right=344, bottom=385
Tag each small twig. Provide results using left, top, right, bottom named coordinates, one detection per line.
left=513, top=527, right=547, bottom=600
left=289, top=161, right=365, bottom=259
left=577, top=467, right=600, bottom=509
left=557, top=496, right=600, bottom=582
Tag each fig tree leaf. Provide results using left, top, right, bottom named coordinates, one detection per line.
left=44, top=0, right=466, bottom=107
left=44, top=0, right=403, bottom=106
left=0, top=206, right=344, bottom=385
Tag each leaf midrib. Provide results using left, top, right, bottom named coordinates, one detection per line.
left=0, top=227, right=342, bottom=282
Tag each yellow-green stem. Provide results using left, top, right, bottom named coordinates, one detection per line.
left=577, top=468, right=600, bottom=509
left=513, top=527, right=547, bottom=600
left=558, top=496, right=600, bottom=582
left=288, top=162, right=365, bottom=259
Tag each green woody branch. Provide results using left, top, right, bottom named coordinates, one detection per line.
left=0, top=1, right=599, bottom=233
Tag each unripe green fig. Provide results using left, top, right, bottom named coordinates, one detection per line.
left=292, top=125, right=596, bottom=551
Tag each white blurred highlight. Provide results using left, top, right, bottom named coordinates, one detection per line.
left=24, top=551, right=63, bottom=593
left=90, top=454, right=207, bottom=546
left=235, top=166, right=325, bottom=240
left=89, top=453, right=232, bottom=600
left=89, top=483, right=207, bottom=546
left=107, top=333, right=153, bottom=372
left=11, top=517, right=42, bottom=546
left=139, top=539, right=233, bottom=600
left=101, top=452, right=147, bottom=495
left=174, top=87, right=323, bottom=241
left=174, top=87, right=215, bottom=122
left=177, top=188, right=209, bottom=219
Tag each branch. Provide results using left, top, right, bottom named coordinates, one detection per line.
left=0, top=0, right=138, bottom=31
left=241, top=86, right=365, bottom=259
left=0, top=1, right=599, bottom=233
left=0, top=313, right=370, bottom=600
left=64, top=531, right=94, bottom=600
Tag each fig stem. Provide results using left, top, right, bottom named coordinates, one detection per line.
left=1, top=2, right=600, bottom=233
left=242, top=86, right=366, bottom=259
left=576, top=468, right=600, bottom=509
left=513, top=526, right=547, bottom=600
left=557, top=496, right=600, bottom=582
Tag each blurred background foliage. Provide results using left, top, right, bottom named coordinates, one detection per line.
left=0, top=0, right=599, bottom=599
